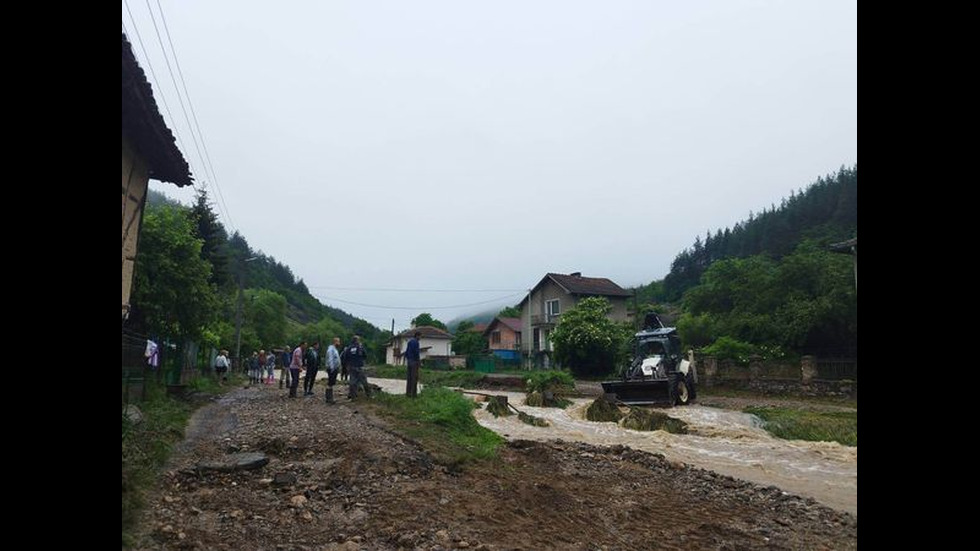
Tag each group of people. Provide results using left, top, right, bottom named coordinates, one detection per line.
left=246, top=350, right=277, bottom=385
left=215, top=336, right=373, bottom=400
left=283, top=337, right=371, bottom=400
left=214, top=332, right=423, bottom=400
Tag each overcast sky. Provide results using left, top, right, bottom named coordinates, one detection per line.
left=126, top=0, right=857, bottom=332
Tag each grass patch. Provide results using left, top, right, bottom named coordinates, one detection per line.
left=122, top=381, right=193, bottom=546
left=369, top=387, right=504, bottom=466
left=585, top=397, right=624, bottom=423
left=745, top=406, right=857, bottom=446
left=700, top=385, right=857, bottom=409
left=621, top=407, right=688, bottom=434
left=369, top=365, right=488, bottom=388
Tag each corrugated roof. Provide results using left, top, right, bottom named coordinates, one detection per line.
left=121, top=32, right=192, bottom=187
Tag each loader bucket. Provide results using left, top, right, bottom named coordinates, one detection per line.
left=600, top=379, right=673, bottom=406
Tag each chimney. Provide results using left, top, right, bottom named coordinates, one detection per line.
left=570, top=272, right=582, bottom=277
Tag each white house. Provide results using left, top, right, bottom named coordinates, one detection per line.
left=385, top=326, right=454, bottom=365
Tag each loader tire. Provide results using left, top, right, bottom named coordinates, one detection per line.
left=673, top=374, right=690, bottom=406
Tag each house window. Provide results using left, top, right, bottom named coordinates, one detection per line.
left=491, top=331, right=501, bottom=345
left=546, top=299, right=560, bottom=318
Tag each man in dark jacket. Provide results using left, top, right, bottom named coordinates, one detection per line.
left=303, top=342, right=321, bottom=396
left=344, top=336, right=370, bottom=399
left=405, top=331, right=421, bottom=398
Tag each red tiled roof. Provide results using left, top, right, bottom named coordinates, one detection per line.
left=397, top=326, right=453, bottom=339
left=519, top=273, right=631, bottom=305
left=548, top=273, right=631, bottom=297
left=483, top=317, right=522, bottom=337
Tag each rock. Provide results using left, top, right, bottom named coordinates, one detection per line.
left=274, top=473, right=297, bottom=486
left=458, top=542, right=470, bottom=549
left=351, top=535, right=363, bottom=543
left=160, top=524, right=174, bottom=534
left=439, top=498, right=449, bottom=505
left=123, top=404, right=143, bottom=425
left=435, top=530, right=450, bottom=542
left=301, top=510, right=313, bottom=521
left=229, top=509, right=244, bottom=519
left=290, top=495, right=308, bottom=507
left=191, top=507, right=203, bottom=515
left=197, top=452, right=269, bottom=473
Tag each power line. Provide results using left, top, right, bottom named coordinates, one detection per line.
left=310, top=292, right=525, bottom=310
left=143, top=0, right=236, bottom=233
left=307, top=285, right=526, bottom=293
left=123, top=1, right=188, bottom=160
left=154, top=0, right=236, bottom=233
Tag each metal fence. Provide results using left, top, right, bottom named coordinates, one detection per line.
left=122, top=331, right=151, bottom=404
left=816, top=358, right=858, bottom=381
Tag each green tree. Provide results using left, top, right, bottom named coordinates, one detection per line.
left=131, top=205, right=218, bottom=341
left=411, top=313, right=447, bottom=331
left=497, top=306, right=521, bottom=318
left=244, top=289, right=288, bottom=348
left=549, top=297, right=632, bottom=377
left=190, top=188, right=232, bottom=290
left=453, top=321, right=487, bottom=356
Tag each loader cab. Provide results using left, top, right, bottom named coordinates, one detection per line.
left=633, top=328, right=682, bottom=372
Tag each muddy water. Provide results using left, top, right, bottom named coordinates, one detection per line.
left=371, top=379, right=857, bottom=515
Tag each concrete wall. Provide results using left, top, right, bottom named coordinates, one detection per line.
left=122, top=137, right=149, bottom=320
left=695, top=353, right=857, bottom=399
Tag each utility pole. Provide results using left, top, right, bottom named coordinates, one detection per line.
left=233, top=256, right=258, bottom=372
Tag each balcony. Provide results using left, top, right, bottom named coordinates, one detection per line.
left=531, top=314, right=559, bottom=326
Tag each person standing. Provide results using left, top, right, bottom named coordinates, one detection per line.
left=405, top=331, right=422, bottom=398
left=280, top=346, right=292, bottom=389
left=325, top=337, right=342, bottom=390
left=265, top=351, right=276, bottom=384
left=303, top=342, right=321, bottom=396
left=214, top=350, right=229, bottom=384
left=258, top=349, right=268, bottom=383
left=344, top=336, right=370, bottom=399
left=249, top=351, right=261, bottom=384
left=289, top=341, right=306, bottom=398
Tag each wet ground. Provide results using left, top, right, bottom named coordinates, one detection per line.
left=131, top=378, right=857, bottom=550
left=458, top=387, right=857, bottom=515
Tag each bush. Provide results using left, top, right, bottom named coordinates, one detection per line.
left=550, top=297, right=632, bottom=377
left=524, top=370, right=575, bottom=394
left=702, top=336, right=757, bottom=365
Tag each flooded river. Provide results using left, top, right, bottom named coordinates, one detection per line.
left=371, top=379, right=857, bottom=515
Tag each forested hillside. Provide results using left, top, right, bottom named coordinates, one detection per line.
left=632, top=165, right=856, bottom=356
left=132, top=189, right=386, bottom=360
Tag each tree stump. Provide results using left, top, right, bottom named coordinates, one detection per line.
left=486, top=395, right=512, bottom=417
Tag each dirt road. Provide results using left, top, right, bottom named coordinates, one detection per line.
left=131, top=382, right=856, bottom=550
